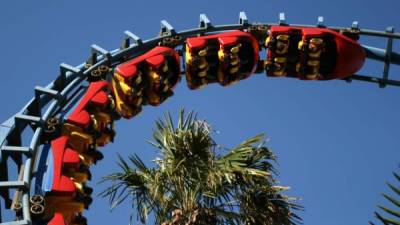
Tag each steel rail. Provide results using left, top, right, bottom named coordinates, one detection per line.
left=0, top=12, right=399, bottom=225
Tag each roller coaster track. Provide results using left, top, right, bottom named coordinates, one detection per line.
left=0, top=12, right=399, bottom=225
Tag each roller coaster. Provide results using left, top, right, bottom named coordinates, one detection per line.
left=0, top=12, right=399, bottom=225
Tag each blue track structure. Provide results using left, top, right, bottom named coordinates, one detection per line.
left=0, top=12, right=399, bottom=225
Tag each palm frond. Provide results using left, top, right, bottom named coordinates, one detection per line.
left=239, top=189, right=303, bottom=225
left=101, top=109, right=302, bottom=225
left=372, top=171, right=400, bottom=225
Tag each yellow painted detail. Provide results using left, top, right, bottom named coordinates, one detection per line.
left=198, top=80, right=207, bottom=89
left=90, top=115, right=98, bottom=131
left=296, top=63, right=302, bottom=73
left=198, top=70, right=207, bottom=77
left=135, top=74, right=142, bottom=84
left=118, top=81, right=133, bottom=96
left=276, top=40, right=289, bottom=55
left=74, top=182, right=83, bottom=193
left=229, top=66, right=239, bottom=74
left=277, top=34, right=289, bottom=41
left=69, top=172, right=89, bottom=183
left=69, top=132, right=92, bottom=145
left=162, top=63, right=169, bottom=73
left=306, top=73, right=318, bottom=80
left=226, top=79, right=239, bottom=86
left=114, top=73, right=133, bottom=96
left=298, top=40, right=305, bottom=50
left=111, top=78, right=135, bottom=118
left=185, top=45, right=192, bottom=65
left=307, top=60, right=320, bottom=66
left=218, top=49, right=225, bottom=61
left=273, top=70, right=285, bottom=76
left=310, top=38, right=323, bottom=45
left=274, top=57, right=287, bottom=63
left=79, top=154, right=94, bottom=166
left=150, top=70, right=161, bottom=82
left=230, top=57, right=239, bottom=66
left=265, top=36, right=271, bottom=47
left=162, top=85, right=169, bottom=92
left=107, top=94, right=115, bottom=110
left=68, top=132, right=93, bottom=152
left=198, top=49, right=207, bottom=57
left=135, top=89, right=143, bottom=97
left=306, top=60, right=320, bottom=80
left=198, top=60, right=208, bottom=70
left=230, top=44, right=241, bottom=54
left=113, top=73, right=126, bottom=83
left=135, top=97, right=143, bottom=107
left=62, top=123, right=93, bottom=152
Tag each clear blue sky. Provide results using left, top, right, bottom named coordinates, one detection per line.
left=0, top=0, right=399, bottom=224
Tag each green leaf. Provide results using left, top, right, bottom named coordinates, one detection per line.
left=375, top=212, right=391, bottom=225
left=101, top=111, right=301, bottom=224
left=387, top=182, right=400, bottom=196
left=383, top=194, right=400, bottom=208
left=378, top=205, right=400, bottom=218
left=394, top=172, right=400, bottom=183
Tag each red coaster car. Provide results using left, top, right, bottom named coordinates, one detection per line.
left=265, top=25, right=365, bottom=80
left=48, top=213, right=66, bottom=225
left=63, top=81, right=115, bottom=163
left=48, top=212, right=87, bottom=225
left=50, top=136, right=91, bottom=185
left=45, top=136, right=93, bottom=216
left=185, top=30, right=259, bottom=89
left=113, top=46, right=180, bottom=118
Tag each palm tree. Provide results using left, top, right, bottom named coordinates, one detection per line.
left=370, top=169, right=400, bottom=225
left=100, top=110, right=302, bottom=225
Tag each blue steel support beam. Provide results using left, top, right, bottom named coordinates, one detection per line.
left=91, top=45, right=112, bottom=62
left=122, top=31, right=142, bottom=49
left=160, top=20, right=176, bottom=36
left=279, top=13, right=286, bottom=25
left=239, top=12, right=248, bottom=26
left=0, top=182, right=27, bottom=190
left=317, top=16, right=325, bottom=27
left=1, top=147, right=31, bottom=156
left=379, top=27, right=395, bottom=88
left=199, top=14, right=211, bottom=29
left=362, top=45, right=400, bottom=65
left=0, top=220, right=30, bottom=225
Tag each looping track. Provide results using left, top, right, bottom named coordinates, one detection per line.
left=0, top=12, right=399, bottom=225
